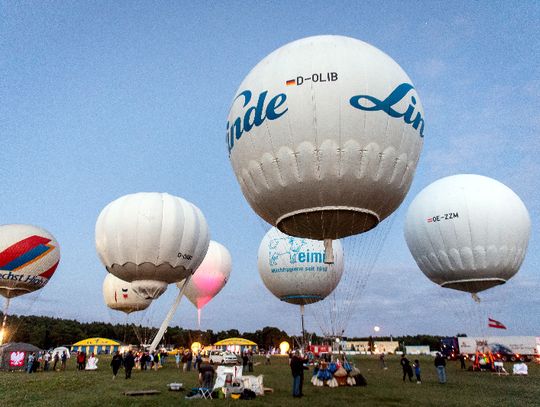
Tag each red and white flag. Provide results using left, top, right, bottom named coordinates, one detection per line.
left=488, top=317, right=507, bottom=329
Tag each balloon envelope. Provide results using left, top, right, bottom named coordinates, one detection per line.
left=258, top=228, right=344, bottom=305
left=228, top=35, right=424, bottom=241
left=0, top=224, right=60, bottom=299
left=102, top=273, right=152, bottom=314
left=95, top=192, right=210, bottom=299
left=404, top=174, right=530, bottom=293
left=180, top=240, right=232, bottom=309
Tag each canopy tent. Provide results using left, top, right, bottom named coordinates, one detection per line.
left=71, top=338, right=120, bottom=355
left=214, top=338, right=258, bottom=354
left=52, top=346, right=71, bottom=359
left=0, top=342, right=41, bottom=371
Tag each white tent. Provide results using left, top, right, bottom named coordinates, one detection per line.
left=52, top=346, right=70, bottom=359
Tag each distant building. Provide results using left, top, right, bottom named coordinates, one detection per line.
left=405, top=345, right=430, bottom=355
left=346, top=341, right=399, bottom=354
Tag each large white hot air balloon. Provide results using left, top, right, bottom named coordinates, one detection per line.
left=0, top=224, right=61, bottom=344
left=228, top=35, right=425, bottom=252
left=103, top=273, right=152, bottom=314
left=95, top=192, right=210, bottom=300
left=404, top=174, right=531, bottom=296
left=258, top=228, right=344, bottom=305
left=179, top=240, right=232, bottom=327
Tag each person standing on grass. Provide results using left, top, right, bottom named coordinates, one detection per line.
left=154, top=352, right=160, bottom=371
left=110, top=351, right=123, bottom=380
left=290, top=350, right=307, bottom=398
left=182, top=350, right=188, bottom=372
left=400, top=355, right=413, bottom=382
left=187, top=350, right=193, bottom=371
left=52, top=352, right=59, bottom=371
left=124, top=350, right=135, bottom=379
left=265, top=351, right=271, bottom=365
left=459, top=353, right=467, bottom=370
left=413, top=359, right=421, bottom=384
left=76, top=351, right=85, bottom=371
left=248, top=351, right=254, bottom=372
left=434, top=352, right=447, bottom=384
left=195, top=352, right=202, bottom=370
left=175, top=352, right=181, bottom=368
left=26, top=352, right=35, bottom=373
left=242, top=352, right=249, bottom=370
left=379, top=352, right=387, bottom=369
left=43, top=351, right=51, bottom=371
left=61, top=351, right=67, bottom=371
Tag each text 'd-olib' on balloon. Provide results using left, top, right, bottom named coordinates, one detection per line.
left=227, top=35, right=425, bottom=241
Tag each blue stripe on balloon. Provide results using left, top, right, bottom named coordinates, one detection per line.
left=2, top=244, right=50, bottom=270
left=281, top=295, right=323, bottom=300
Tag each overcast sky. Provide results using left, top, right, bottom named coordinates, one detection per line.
left=2, top=1, right=538, bottom=339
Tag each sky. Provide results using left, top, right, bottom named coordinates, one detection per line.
left=1, top=1, right=539, bottom=340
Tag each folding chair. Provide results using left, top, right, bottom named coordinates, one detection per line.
left=199, top=370, right=215, bottom=399
left=199, top=387, right=213, bottom=399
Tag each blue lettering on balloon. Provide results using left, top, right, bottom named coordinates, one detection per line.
left=349, top=83, right=425, bottom=137
left=226, top=90, right=288, bottom=153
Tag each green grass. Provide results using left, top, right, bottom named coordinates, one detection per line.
left=0, top=355, right=539, bottom=406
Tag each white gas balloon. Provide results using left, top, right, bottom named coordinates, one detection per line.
left=404, top=174, right=530, bottom=294
left=228, top=35, right=424, bottom=242
left=178, top=241, right=232, bottom=326
left=102, top=273, right=152, bottom=314
left=95, top=192, right=210, bottom=300
left=258, top=228, right=344, bottom=305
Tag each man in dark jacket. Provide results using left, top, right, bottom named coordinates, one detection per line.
left=110, top=351, right=123, bottom=380
left=290, top=350, right=307, bottom=398
left=400, top=355, right=413, bottom=382
left=124, top=350, right=135, bottom=379
left=434, top=352, right=447, bottom=383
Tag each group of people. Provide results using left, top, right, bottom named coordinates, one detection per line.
left=137, top=350, right=168, bottom=370
left=400, top=353, right=447, bottom=384
left=175, top=349, right=203, bottom=371
left=242, top=350, right=254, bottom=372
left=26, top=350, right=68, bottom=373
left=110, top=350, right=135, bottom=379
left=286, top=350, right=452, bottom=398
left=75, top=351, right=98, bottom=370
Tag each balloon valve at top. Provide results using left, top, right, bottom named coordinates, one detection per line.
left=324, top=239, right=334, bottom=264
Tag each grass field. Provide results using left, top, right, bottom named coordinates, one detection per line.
left=0, top=354, right=538, bottom=406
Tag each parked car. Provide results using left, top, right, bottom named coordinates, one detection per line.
left=208, top=350, right=238, bottom=365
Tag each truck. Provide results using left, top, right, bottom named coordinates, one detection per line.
left=440, top=336, right=540, bottom=362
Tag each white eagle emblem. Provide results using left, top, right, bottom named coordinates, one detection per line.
left=10, top=351, right=25, bottom=367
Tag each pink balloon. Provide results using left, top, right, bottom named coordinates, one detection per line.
left=182, top=241, right=232, bottom=310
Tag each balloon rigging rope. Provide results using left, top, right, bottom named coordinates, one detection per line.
left=3, top=288, right=46, bottom=343
left=309, top=214, right=394, bottom=338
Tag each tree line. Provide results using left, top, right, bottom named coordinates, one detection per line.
left=0, top=312, right=446, bottom=351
